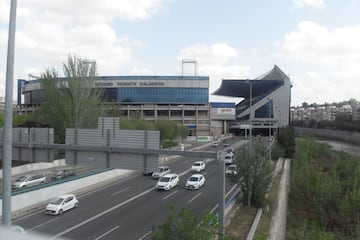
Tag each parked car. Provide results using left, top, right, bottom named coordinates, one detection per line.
left=212, top=141, right=219, bottom=147
left=226, top=164, right=238, bottom=176
left=191, top=161, right=206, bottom=172
left=152, top=166, right=170, bottom=179
left=155, top=173, right=179, bottom=191
left=186, top=174, right=205, bottom=190
left=51, top=169, right=76, bottom=180
left=45, top=194, right=79, bottom=215
left=12, top=174, right=46, bottom=189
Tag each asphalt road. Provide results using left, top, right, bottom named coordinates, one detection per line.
left=12, top=140, right=241, bottom=240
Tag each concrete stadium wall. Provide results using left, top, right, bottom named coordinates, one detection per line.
left=0, top=168, right=133, bottom=218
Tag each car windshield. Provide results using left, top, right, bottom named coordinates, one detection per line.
left=228, top=166, right=236, bottom=170
left=56, top=171, right=64, bottom=175
left=16, top=176, right=28, bottom=181
left=189, top=176, right=199, bottom=181
left=193, top=163, right=201, bottom=166
left=50, top=198, right=64, bottom=205
left=159, top=177, right=170, bottom=182
left=159, top=168, right=166, bottom=172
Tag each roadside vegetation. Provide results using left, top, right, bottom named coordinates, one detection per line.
left=287, top=138, right=360, bottom=239
left=151, top=205, right=219, bottom=240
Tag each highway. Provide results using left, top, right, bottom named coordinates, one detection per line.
left=12, top=140, right=241, bottom=240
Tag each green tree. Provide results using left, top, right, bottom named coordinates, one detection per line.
left=151, top=205, right=219, bottom=240
left=235, top=140, right=272, bottom=207
left=12, top=113, right=34, bottom=127
left=155, top=119, right=174, bottom=141
left=276, top=126, right=296, bottom=158
left=0, top=112, right=4, bottom=127
left=119, top=118, right=135, bottom=129
left=178, top=124, right=189, bottom=142
left=36, top=55, right=103, bottom=143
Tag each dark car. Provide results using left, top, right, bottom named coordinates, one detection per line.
left=51, top=170, right=76, bottom=180
left=223, top=141, right=230, bottom=147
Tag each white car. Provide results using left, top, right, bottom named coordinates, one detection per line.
left=152, top=166, right=170, bottom=179
left=226, top=164, right=238, bottom=176
left=186, top=174, right=205, bottom=190
left=12, top=174, right=46, bottom=189
left=191, top=161, right=206, bottom=172
left=224, top=152, right=235, bottom=165
left=156, top=174, right=179, bottom=191
left=45, top=194, right=79, bottom=215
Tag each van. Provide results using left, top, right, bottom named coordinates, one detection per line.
left=224, top=152, right=234, bottom=165
left=12, top=174, right=46, bottom=189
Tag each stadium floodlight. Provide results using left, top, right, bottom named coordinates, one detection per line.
left=181, top=59, right=197, bottom=76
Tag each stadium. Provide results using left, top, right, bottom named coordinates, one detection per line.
left=17, top=65, right=291, bottom=138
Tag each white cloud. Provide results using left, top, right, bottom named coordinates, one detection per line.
left=177, top=43, right=250, bottom=102
left=276, top=21, right=360, bottom=106
left=293, top=0, right=325, bottom=8
left=0, top=0, right=171, bottom=92
left=17, top=0, right=170, bottom=24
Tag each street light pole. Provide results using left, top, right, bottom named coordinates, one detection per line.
left=275, top=106, right=282, bottom=135
left=2, top=0, right=17, bottom=226
left=218, top=151, right=225, bottom=239
left=268, top=98, right=272, bottom=161
left=247, top=80, right=253, bottom=207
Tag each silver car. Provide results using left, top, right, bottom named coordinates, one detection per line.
left=152, top=166, right=170, bottom=179
left=12, top=174, right=46, bottom=189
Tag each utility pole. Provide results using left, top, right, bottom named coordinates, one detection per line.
left=268, top=98, right=272, bottom=161
left=247, top=80, right=253, bottom=207
left=2, top=0, right=17, bottom=226
left=218, top=151, right=225, bottom=239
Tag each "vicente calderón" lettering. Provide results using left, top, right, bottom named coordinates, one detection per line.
left=94, top=81, right=165, bottom=87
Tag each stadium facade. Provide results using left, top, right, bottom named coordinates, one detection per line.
left=213, top=65, right=292, bottom=136
left=16, top=65, right=291, bottom=138
left=17, top=76, right=214, bottom=137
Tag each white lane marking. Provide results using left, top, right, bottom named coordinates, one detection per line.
left=138, top=230, right=152, bottom=240
left=13, top=208, right=46, bottom=222
left=94, top=225, right=119, bottom=240
left=180, top=160, right=189, bottom=165
left=179, top=168, right=191, bottom=177
left=112, top=186, right=131, bottom=196
left=187, top=192, right=201, bottom=204
left=29, top=217, right=59, bottom=231
left=162, top=190, right=178, bottom=200
left=210, top=182, right=240, bottom=214
left=50, top=187, right=154, bottom=239
left=13, top=173, right=137, bottom=223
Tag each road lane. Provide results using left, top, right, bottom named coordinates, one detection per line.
left=13, top=139, right=243, bottom=239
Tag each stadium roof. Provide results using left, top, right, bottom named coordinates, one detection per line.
left=212, top=65, right=290, bottom=98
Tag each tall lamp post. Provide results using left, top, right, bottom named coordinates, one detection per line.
left=246, top=80, right=253, bottom=207
left=2, top=0, right=17, bottom=226
left=275, top=106, right=282, bottom=135
left=268, top=98, right=272, bottom=161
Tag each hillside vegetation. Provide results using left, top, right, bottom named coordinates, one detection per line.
left=287, top=138, right=360, bottom=239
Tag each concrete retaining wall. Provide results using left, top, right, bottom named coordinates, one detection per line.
left=295, top=127, right=360, bottom=145
left=0, top=159, right=66, bottom=179
left=0, top=168, right=133, bottom=218
left=268, top=158, right=291, bottom=240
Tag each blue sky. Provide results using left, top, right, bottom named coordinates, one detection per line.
left=1, top=0, right=360, bottom=106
